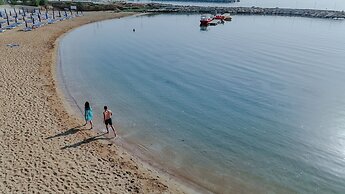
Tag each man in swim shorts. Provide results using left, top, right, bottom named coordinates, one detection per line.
left=103, top=106, right=116, bottom=137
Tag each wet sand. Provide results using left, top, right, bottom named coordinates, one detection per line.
left=0, top=11, right=191, bottom=193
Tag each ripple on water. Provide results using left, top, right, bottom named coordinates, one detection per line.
left=59, top=14, right=345, bottom=193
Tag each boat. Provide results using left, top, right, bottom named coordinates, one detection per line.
left=200, top=25, right=208, bottom=31
left=222, top=13, right=232, bottom=21
left=200, top=15, right=212, bottom=26
left=213, top=14, right=225, bottom=20
left=213, top=13, right=232, bottom=21
left=209, top=19, right=221, bottom=26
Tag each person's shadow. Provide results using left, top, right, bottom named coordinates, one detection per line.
left=61, top=133, right=113, bottom=150
left=45, top=125, right=86, bottom=140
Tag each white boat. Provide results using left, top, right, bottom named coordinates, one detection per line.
left=222, top=13, right=232, bottom=21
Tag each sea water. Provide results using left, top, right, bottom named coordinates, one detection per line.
left=59, top=15, right=345, bottom=193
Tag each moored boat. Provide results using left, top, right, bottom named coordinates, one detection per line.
left=214, top=14, right=225, bottom=20
left=222, top=13, right=232, bottom=21
left=200, top=15, right=212, bottom=26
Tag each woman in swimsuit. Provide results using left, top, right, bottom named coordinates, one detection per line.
left=84, top=101, right=93, bottom=129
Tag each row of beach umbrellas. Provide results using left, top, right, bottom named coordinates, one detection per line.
left=0, top=7, right=83, bottom=33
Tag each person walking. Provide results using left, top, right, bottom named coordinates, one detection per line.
left=103, top=106, right=116, bottom=136
left=84, top=101, right=93, bottom=129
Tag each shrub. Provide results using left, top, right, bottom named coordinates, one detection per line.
left=39, top=0, right=47, bottom=6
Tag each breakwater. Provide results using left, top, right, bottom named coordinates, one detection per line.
left=50, top=1, right=345, bottom=19
left=148, top=5, right=345, bottom=19
left=152, top=0, right=240, bottom=3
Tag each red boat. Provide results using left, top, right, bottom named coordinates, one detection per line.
left=200, top=15, right=212, bottom=26
left=213, top=14, right=225, bottom=20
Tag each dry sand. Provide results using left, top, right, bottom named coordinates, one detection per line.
left=0, top=12, right=191, bottom=193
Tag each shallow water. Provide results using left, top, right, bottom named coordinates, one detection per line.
left=59, top=15, right=345, bottom=193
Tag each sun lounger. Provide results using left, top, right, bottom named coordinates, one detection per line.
left=0, top=23, right=5, bottom=33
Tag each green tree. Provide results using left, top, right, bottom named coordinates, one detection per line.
left=39, top=0, right=47, bottom=6
left=0, top=0, right=4, bottom=5
left=77, top=2, right=83, bottom=11
left=30, top=0, right=39, bottom=6
left=10, top=0, right=18, bottom=5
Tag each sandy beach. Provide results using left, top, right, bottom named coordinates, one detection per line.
left=0, top=11, right=190, bottom=193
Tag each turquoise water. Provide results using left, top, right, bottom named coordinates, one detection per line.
left=59, top=15, right=345, bottom=193
left=128, top=0, right=345, bottom=11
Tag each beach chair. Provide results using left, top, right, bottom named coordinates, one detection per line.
left=31, top=16, right=43, bottom=29
left=0, top=23, right=5, bottom=33
left=37, top=14, right=45, bottom=26
left=5, top=23, right=17, bottom=30
left=22, top=21, right=32, bottom=32
left=58, top=11, right=65, bottom=21
left=47, top=19, right=56, bottom=24
left=14, top=17, right=23, bottom=26
left=4, top=14, right=16, bottom=30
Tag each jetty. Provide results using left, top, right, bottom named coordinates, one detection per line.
left=46, top=2, right=345, bottom=20
left=152, top=0, right=239, bottom=3
left=147, top=5, right=345, bottom=19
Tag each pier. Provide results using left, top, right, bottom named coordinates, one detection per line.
left=49, top=1, right=345, bottom=20
left=147, top=5, right=345, bottom=19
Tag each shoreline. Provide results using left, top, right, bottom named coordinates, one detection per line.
left=51, top=12, right=198, bottom=194
left=55, top=13, right=207, bottom=194
left=54, top=13, right=250, bottom=194
left=0, top=11, right=192, bottom=193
